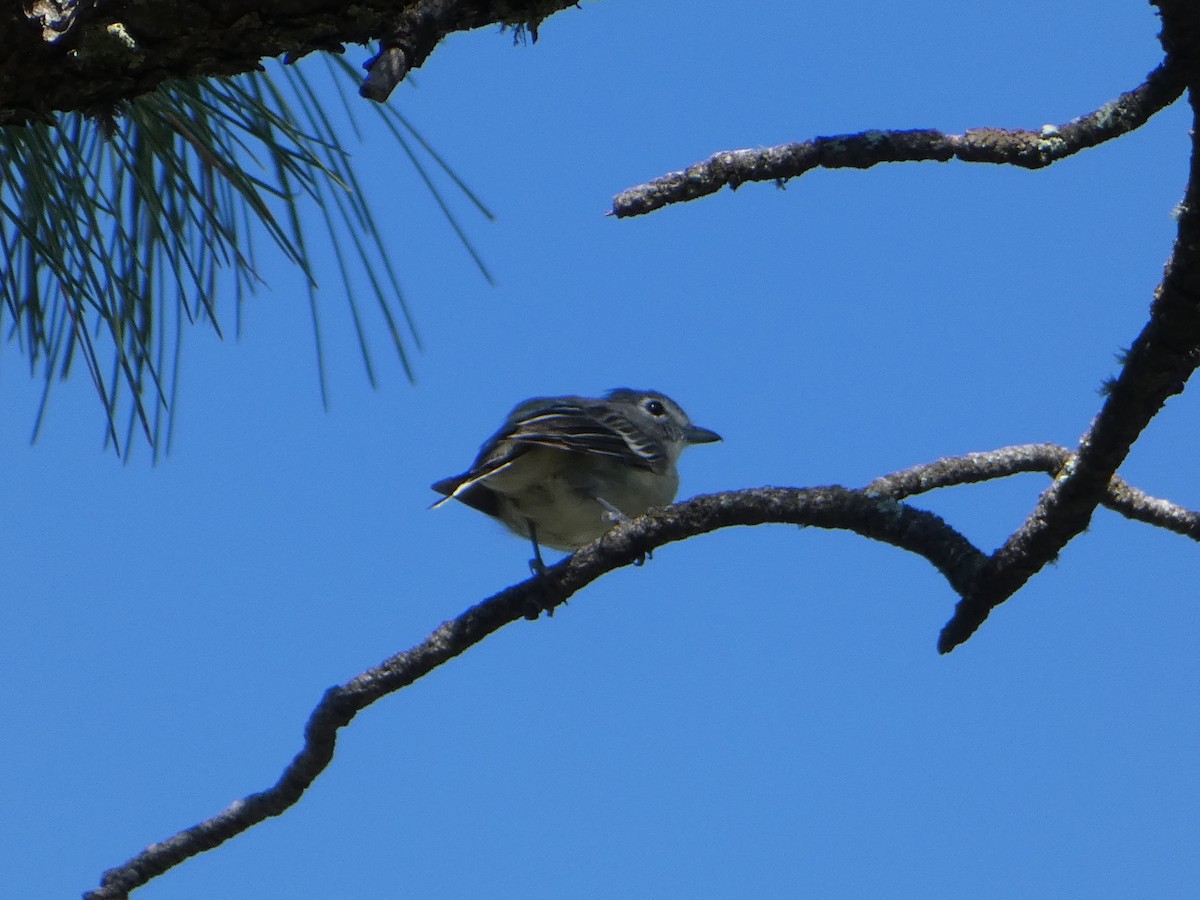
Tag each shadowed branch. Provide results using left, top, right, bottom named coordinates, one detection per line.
left=936, top=71, right=1200, bottom=650
left=87, top=483, right=978, bottom=898
left=86, top=447, right=1200, bottom=897
left=359, top=0, right=576, bottom=101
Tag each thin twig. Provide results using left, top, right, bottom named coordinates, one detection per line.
left=866, top=442, right=1200, bottom=540
left=610, top=60, right=1185, bottom=217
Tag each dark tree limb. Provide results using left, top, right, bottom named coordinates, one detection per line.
left=86, top=486, right=980, bottom=899
left=1, top=0, right=583, bottom=124
left=359, top=1, right=553, bottom=102
left=86, top=450, right=1200, bottom=897
left=938, top=295, right=1200, bottom=641
left=607, top=1, right=1200, bottom=653
left=610, top=60, right=1186, bottom=218
left=936, top=27, right=1200, bottom=650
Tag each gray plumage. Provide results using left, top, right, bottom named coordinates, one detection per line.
left=432, top=389, right=721, bottom=560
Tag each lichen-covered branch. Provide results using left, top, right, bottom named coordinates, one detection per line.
left=610, top=60, right=1185, bottom=218
left=938, top=309, right=1200, bottom=643
left=87, top=484, right=980, bottom=898
left=866, top=443, right=1200, bottom=540
left=86, top=448, right=1200, bottom=897
left=935, top=25, right=1200, bottom=651
left=607, top=2, right=1200, bottom=655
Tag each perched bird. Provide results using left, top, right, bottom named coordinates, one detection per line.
left=432, top=389, right=721, bottom=572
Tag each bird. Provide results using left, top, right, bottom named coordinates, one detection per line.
left=431, top=388, right=721, bottom=572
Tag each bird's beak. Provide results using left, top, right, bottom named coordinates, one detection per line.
left=684, top=424, right=722, bottom=445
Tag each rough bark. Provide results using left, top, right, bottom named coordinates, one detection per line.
left=3, top=0, right=581, bottom=124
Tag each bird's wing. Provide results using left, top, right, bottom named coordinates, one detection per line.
left=501, top=400, right=666, bottom=473
left=431, top=398, right=668, bottom=511
left=430, top=458, right=519, bottom=510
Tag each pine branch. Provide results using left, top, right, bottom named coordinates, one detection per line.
left=4, top=0, right=585, bottom=124
left=0, top=59, right=491, bottom=457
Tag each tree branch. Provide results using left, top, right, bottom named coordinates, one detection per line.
left=1, top=0, right=583, bottom=124
left=87, top=485, right=979, bottom=898
left=359, top=1, right=553, bottom=102
left=68, top=3, right=1200, bottom=895
left=86, top=444, right=1200, bottom=897
left=866, top=443, right=1200, bottom=540
left=936, top=26, right=1200, bottom=650
left=604, top=2, right=1200, bottom=653
left=609, top=60, right=1186, bottom=218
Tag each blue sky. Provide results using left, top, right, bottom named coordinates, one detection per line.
left=4, top=2, right=1199, bottom=897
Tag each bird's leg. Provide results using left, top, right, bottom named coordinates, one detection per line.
left=596, top=497, right=652, bottom=567
left=523, top=521, right=554, bottom=620
left=527, top=521, right=547, bottom=577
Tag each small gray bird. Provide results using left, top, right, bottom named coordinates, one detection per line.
left=432, top=388, right=721, bottom=571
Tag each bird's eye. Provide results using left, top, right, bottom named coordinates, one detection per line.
left=644, top=399, right=667, bottom=416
